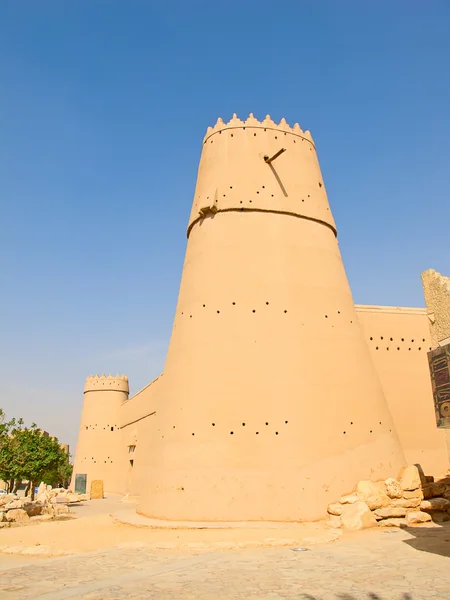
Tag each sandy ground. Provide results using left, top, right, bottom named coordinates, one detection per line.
left=0, top=494, right=352, bottom=557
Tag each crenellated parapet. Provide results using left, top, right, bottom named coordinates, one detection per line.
left=203, top=113, right=314, bottom=145
left=84, top=374, right=129, bottom=394
left=188, top=112, right=335, bottom=237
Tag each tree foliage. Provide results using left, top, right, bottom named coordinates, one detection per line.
left=0, top=409, right=72, bottom=497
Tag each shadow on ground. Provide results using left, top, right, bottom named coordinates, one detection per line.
left=402, top=521, right=450, bottom=558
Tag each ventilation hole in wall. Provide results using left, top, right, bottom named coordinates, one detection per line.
left=419, top=347, right=422, bottom=351
left=266, top=301, right=269, bottom=305
left=386, top=347, right=389, bottom=351
left=111, top=427, right=114, bottom=432
left=232, top=302, right=236, bottom=305
left=302, top=199, right=304, bottom=202
left=265, top=422, right=269, bottom=426
left=217, top=310, right=220, bottom=314
left=343, top=431, right=346, bottom=435
left=337, top=311, right=340, bottom=314
left=262, top=185, right=265, bottom=188
left=390, top=338, right=393, bottom=341
left=181, top=312, right=184, bottom=315
left=212, top=423, right=215, bottom=426
left=173, top=425, right=176, bottom=429
left=379, top=421, right=382, bottom=425
left=242, top=423, right=246, bottom=426
left=350, top=321, right=353, bottom=324
left=240, top=201, right=243, bottom=204
left=411, top=339, right=414, bottom=342
left=376, top=347, right=379, bottom=350
left=381, top=336, right=384, bottom=340
left=275, top=431, right=279, bottom=435
left=254, top=133, right=256, bottom=136
left=284, top=310, right=288, bottom=313
left=231, top=134, right=233, bottom=137
left=256, top=191, right=259, bottom=194
left=319, top=182, right=322, bottom=187
left=325, top=315, right=328, bottom=318
left=408, top=348, right=411, bottom=351
left=308, top=194, right=310, bottom=197
left=401, top=338, right=404, bottom=342
left=210, top=140, right=213, bottom=143
left=370, top=430, right=373, bottom=433
left=230, top=186, right=233, bottom=189
left=190, top=315, right=192, bottom=318
left=429, top=347, right=432, bottom=350
left=203, top=304, right=206, bottom=308
left=271, top=194, right=274, bottom=197
left=249, top=200, right=252, bottom=203
left=397, top=347, right=400, bottom=350
left=285, top=421, right=288, bottom=424
left=294, top=140, right=296, bottom=143
left=223, top=194, right=226, bottom=197
left=350, top=422, right=353, bottom=425
left=370, top=337, right=373, bottom=341
left=275, top=136, right=278, bottom=139
left=230, top=431, right=234, bottom=435
left=252, top=309, right=256, bottom=313
left=256, top=431, right=259, bottom=435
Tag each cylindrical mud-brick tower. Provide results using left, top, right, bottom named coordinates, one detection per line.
left=71, top=374, right=129, bottom=494
left=137, top=114, right=405, bottom=522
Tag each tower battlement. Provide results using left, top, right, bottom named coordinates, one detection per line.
left=203, top=113, right=314, bottom=145
left=188, top=112, right=335, bottom=237
left=84, top=374, right=129, bottom=394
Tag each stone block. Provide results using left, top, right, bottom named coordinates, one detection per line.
left=374, top=507, right=407, bottom=520
left=325, top=515, right=341, bottom=528
left=421, top=498, right=450, bottom=511
left=406, top=511, right=432, bottom=525
left=23, top=502, right=42, bottom=517
left=327, top=502, right=343, bottom=516
left=90, top=480, right=104, bottom=500
left=339, top=493, right=358, bottom=505
left=399, top=466, right=422, bottom=491
left=402, top=489, right=424, bottom=500
left=385, top=478, right=403, bottom=499
left=422, top=482, right=446, bottom=499
left=378, top=518, right=407, bottom=527
left=391, top=497, right=421, bottom=509
left=5, top=509, right=30, bottom=523
left=341, top=502, right=377, bottom=531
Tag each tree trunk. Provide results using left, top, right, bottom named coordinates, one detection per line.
left=13, top=479, right=21, bottom=494
left=7, top=479, right=14, bottom=493
left=30, top=481, right=35, bottom=500
left=24, top=480, right=31, bottom=497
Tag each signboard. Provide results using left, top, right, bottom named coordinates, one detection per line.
left=74, top=474, right=87, bottom=494
left=428, top=343, right=450, bottom=428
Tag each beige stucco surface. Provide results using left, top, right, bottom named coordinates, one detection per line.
left=355, top=305, right=448, bottom=474
left=71, top=115, right=449, bottom=523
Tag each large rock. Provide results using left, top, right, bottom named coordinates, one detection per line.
left=391, top=497, right=421, bottom=509
left=385, top=478, right=403, bottom=499
left=374, top=507, right=407, bottom=520
left=5, top=509, right=30, bottom=523
left=5, top=499, right=24, bottom=510
left=53, top=504, right=70, bottom=515
left=339, top=493, right=358, bottom=505
left=325, top=515, right=341, bottom=528
left=421, top=498, right=450, bottom=511
left=341, top=502, right=377, bottom=531
left=400, top=466, right=422, bottom=491
left=378, top=518, right=407, bottom=528
left=327, top=502, right=343, bottom=516
left=67, top=494, right=82, bottom=503
left=356, top=481, right=390, bottom=510
left=0, top=510, right=6, bottom=522
left=406, top=511, right=432, bottom=525
left=422, top=482, right=446, bottom=499
left=0, top=494, right=17, bottom=507
left=23, top=502, right=43, bottom=517
left=402, top=489, right=424, bottom=500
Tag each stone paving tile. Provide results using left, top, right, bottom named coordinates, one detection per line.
left=0, top=528, right=450, bottom=599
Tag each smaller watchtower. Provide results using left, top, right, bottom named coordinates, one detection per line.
left=71, top=374, right=129, bottom=494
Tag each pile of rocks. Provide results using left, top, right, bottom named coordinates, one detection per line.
left=0, top=485, right=89, bottom=529
left=327, top=464, right=450, bottom=531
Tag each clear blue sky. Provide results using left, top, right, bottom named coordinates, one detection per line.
left=1, top=1, right=449, bottom=450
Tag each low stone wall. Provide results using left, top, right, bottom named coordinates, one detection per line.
left=326, top=464, right=450, bottom=530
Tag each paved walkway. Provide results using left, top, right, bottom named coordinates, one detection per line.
left=1, top=524, right=450, bottom=599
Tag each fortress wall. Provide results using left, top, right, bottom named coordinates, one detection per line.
left=71, top=375, right=129, bottom=494
left=116, top=376, right=162, bottom=496
left=355, top=305, right=448, bottom=474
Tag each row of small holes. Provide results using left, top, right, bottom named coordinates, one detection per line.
left=369, top=337, right=427, bottom=342
left=190, top=421, right=289, bottom=437
left=374, top=346, right=428, bottom=351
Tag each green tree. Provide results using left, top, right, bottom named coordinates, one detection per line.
left=0, top=410, right=72, bottom=498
